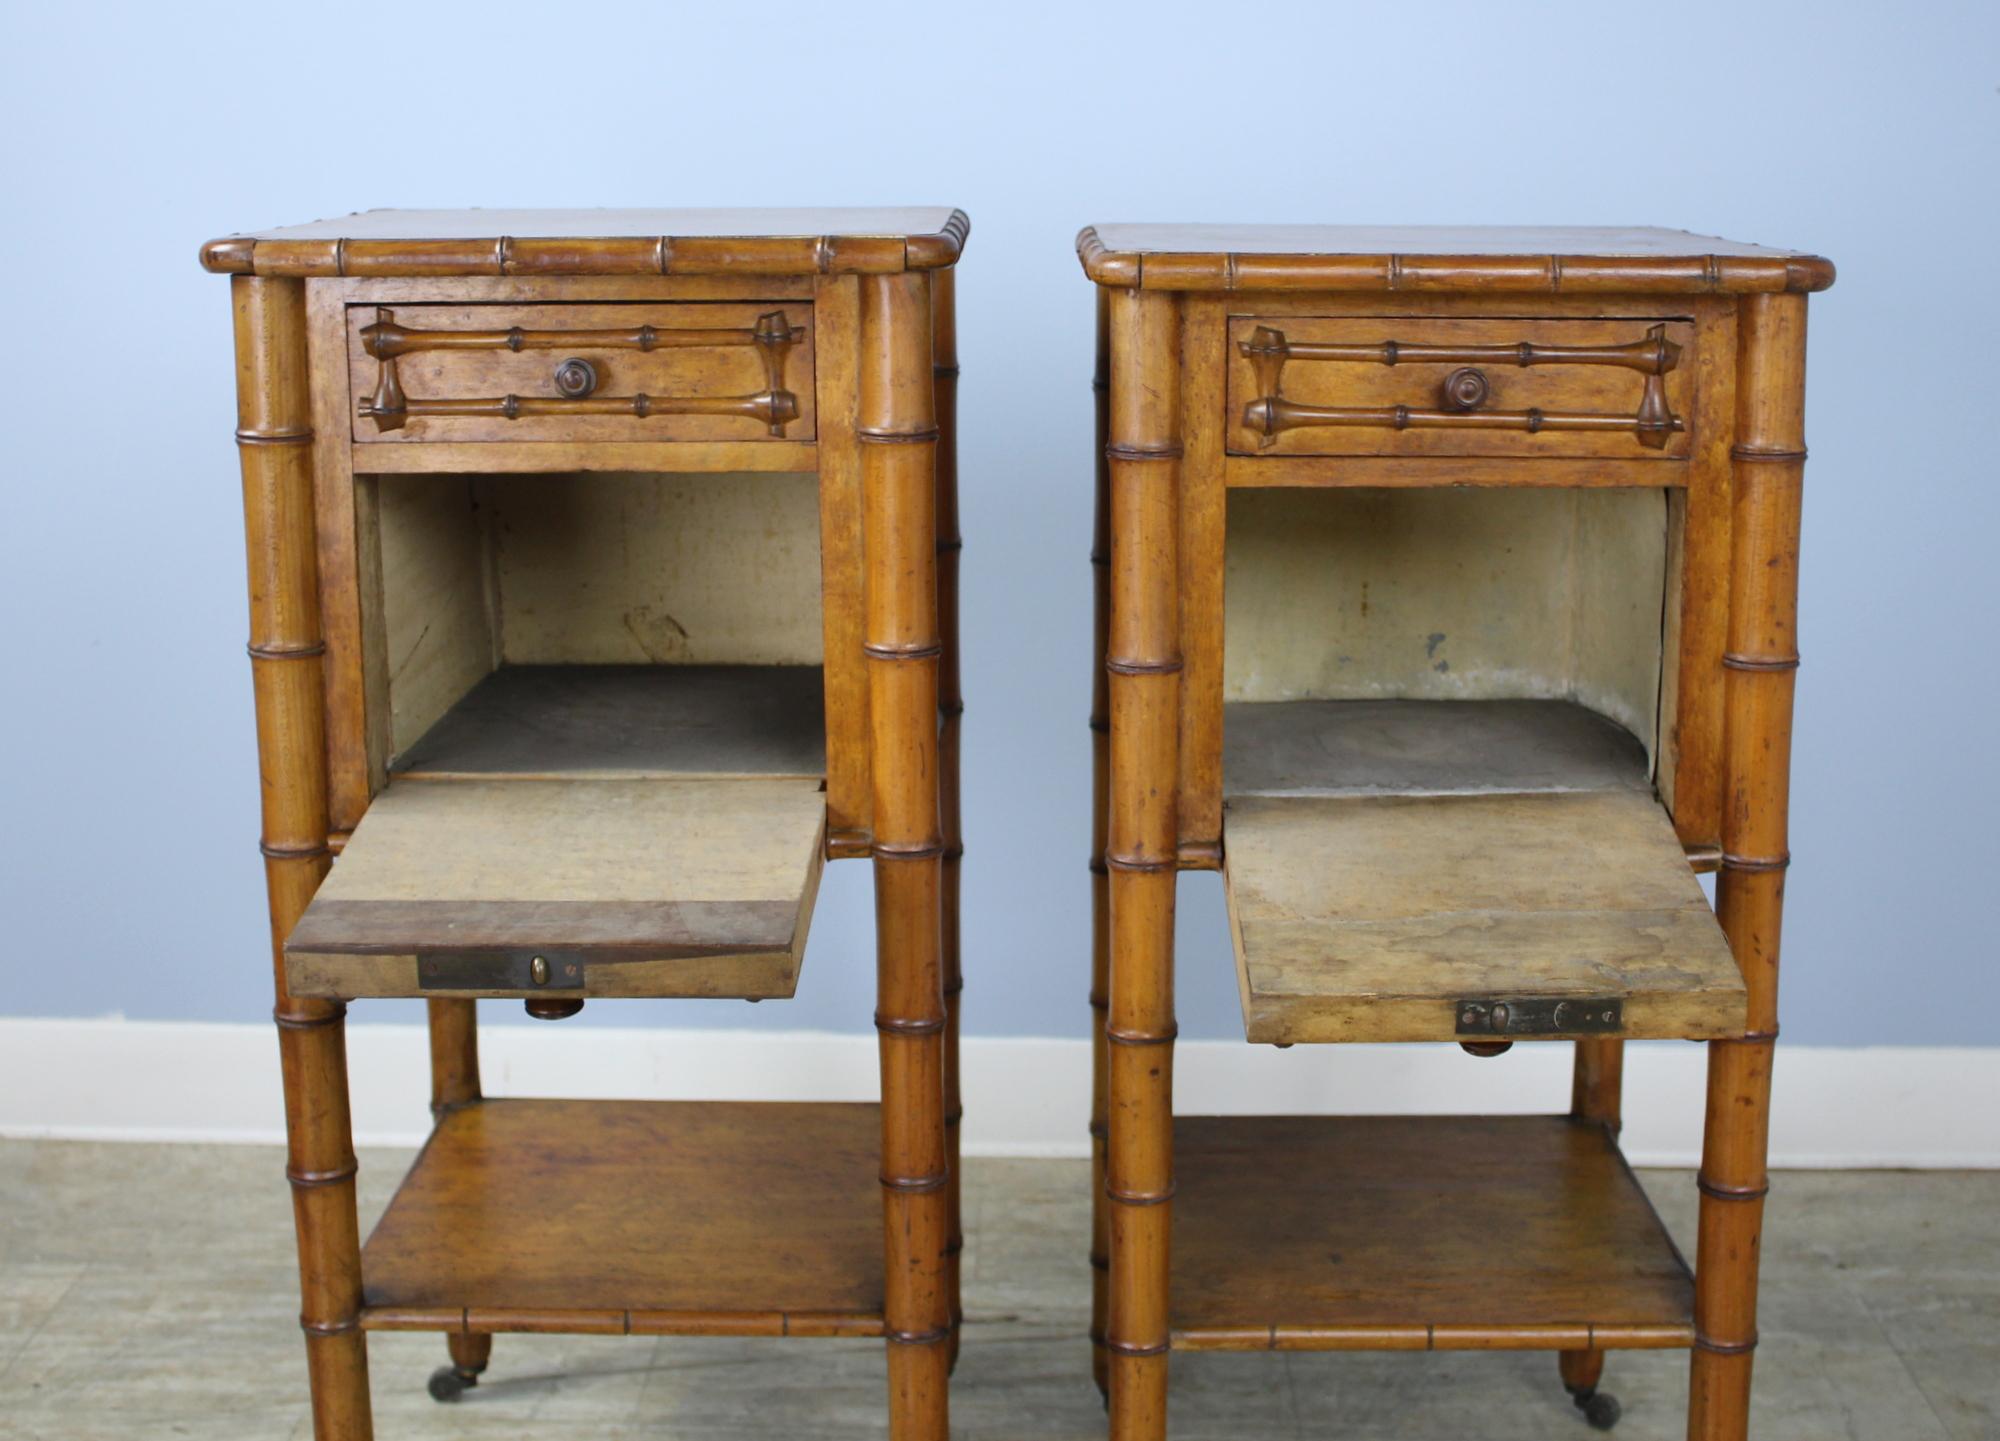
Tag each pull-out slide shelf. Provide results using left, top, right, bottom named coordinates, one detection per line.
left=286, top=776, right=824, bottom=1000
left=287, top=775, right=824, bottom=1001
left=1222, top=699, right=1746, bottom=1044
left=288, top=663, right=831, bottom=1002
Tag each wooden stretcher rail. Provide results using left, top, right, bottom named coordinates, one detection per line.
left=359, top=1304, right=885, bottom=1338
left=1172, top=1320, right=1696, bottom=1352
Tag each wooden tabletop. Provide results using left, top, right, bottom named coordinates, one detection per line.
left=1077, top=223, right=1832, bottom=294
left=202, top=206, right=969, bottom=278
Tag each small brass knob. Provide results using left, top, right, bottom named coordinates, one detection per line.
left=553, top=358, right=598, bottom=399
left=529, top=955, right=550, bottom=985
left=1440, top=366, right=1490, bottom=412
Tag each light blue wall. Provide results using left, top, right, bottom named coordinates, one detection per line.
left=2, top=2, right=1994, bottom=1045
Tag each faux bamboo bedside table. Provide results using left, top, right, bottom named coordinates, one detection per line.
left=202, top=207, right=969, bottom=1441
left=1078, top=225, right=1832, bottom=1438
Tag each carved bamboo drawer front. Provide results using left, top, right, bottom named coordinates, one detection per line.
left=1226, top=316, right=1695, bottom=459
left=347, top=301, right=815, bottom=445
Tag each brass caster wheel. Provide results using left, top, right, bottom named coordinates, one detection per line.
left=1572, top=1388, right=1621, bottom=1430
left=428, top=1365, right=478, bottom=1403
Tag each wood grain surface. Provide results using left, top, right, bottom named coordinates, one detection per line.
left=1171, top=1115, right=1693, bottom=1349
left=285, top=777, right=825, bottom=1000
left=360, top=1100, right=884, bottom=1335
left=1223, top=788, right=1745, bottom=1043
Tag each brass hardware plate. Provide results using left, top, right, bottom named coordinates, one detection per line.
left=418, top=950, right=586, bottom=992
left=1455, top=997, right=1624, bottom=1037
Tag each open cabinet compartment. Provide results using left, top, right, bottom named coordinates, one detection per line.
left=1218, top=485, right=1744, bottom=1044
left=358, top=467, right=828, bottom=781
left=285, top=466, right=836, bottom=1002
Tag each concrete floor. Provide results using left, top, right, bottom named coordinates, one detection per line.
left=1, top=1139, right=1994, bottom=1439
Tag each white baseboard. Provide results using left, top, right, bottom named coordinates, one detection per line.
left=1, top=1018, right=1992, bottom=1167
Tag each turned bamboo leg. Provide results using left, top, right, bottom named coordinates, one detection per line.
left=1571, top=1039, right=1625, bottom=1135
left=234, top=275, right=373, bottom=1441
left=931, top=269, right=966, bottom=1372
left=1088, top=285, right=1113, bottom=1400
left=425, top=998, right=487, bottom=1396
left=1563, top=1036, right=1625, bottom=1423
left=426, top=999, right=481, bottom=1119
left=861, top=270, right=952, bottom=1441
left=1103, top=288, right=1182, bottom=1441
left=1688, top=292, right=1809, bottom=1441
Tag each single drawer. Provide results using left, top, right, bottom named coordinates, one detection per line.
left=347, top=301, right=815, bottom=445
left=1226, top=316, right=1694, bottom=460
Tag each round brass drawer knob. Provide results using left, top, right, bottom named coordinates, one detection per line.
left=553, top=358, right=598, bottom=399
left=1440, top=366, right=1490, bottom=412
left=529, top=955, right=550, bottom=985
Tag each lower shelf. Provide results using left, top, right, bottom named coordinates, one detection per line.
left=360, top=1099, right=884, bottom=1338
left=1170, top=1114, right=1693, bottom=1352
